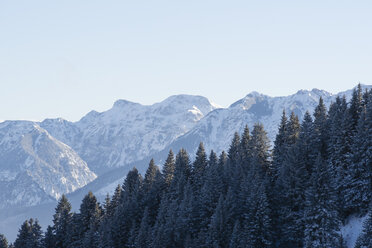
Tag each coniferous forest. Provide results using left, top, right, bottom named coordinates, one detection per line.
left=1, top=85, right=372, bottom=248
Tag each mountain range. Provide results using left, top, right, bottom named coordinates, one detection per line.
left=1, top=84, right=371, bottom=241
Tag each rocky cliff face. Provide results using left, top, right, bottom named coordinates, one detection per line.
left=0, top=121, right=96, bottom=209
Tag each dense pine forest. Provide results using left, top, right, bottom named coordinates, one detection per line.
left=1, top=85, right=372, bottom=248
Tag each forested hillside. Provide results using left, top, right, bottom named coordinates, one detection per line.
left=2, top=85, right=372, bottom=248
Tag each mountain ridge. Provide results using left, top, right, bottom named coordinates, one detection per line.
left=1, top=85, right=372, bottom=242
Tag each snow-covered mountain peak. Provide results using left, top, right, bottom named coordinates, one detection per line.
left=0, top=122, right=96, bottom=206
left=246, top=91, right=263, bottom=97
left=310, top=88, right=333, bottom=98
left=154, top=94, right=218, bottom=116
left=78, top=110, right=100, bottom=123
left=229, top=91, right=270, bottom=111
left=39, top=94, right=219, bottom=174
left=113, top=99, right=142, bottom=109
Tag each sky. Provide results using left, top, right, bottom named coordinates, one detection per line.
left=1, top=1, right=372, bottom=121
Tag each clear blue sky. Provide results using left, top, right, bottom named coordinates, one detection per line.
left=1, top=1, right=371, bottom=121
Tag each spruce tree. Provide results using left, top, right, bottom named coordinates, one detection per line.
left=344, top=95, right=372, bottom=214
left=349, top=84, right=363, bottom=131
left=14, top=220, right=30, bottom=248
left=327, top=96, right=349, bottom=217
left=112, top=168, right=143, bottom=247
left=65, top=214, right=82, bottom=248
left=143, top=159, right=159, bottom=193
left=162, top=150, right=175, bottom=189
left=102, top=193, right=111, bottom=216
left=222, top=186, right=241, bottom=245
left=229, top=221, right=244, bottom=248
left=30, top=219, right=43, bottom=248
left=275, top=112, right=315, bottom=247
left=82, top=226, right=99, bottom=248
left=272, top=110, right=288, bottom=178
left=14, top=219, right=43, bottom=248
left=303, top=155, right=341, bottom=248
left=174, top=182, right=194, bottom=246
left=198, top=150, right=224, bottom=234
left=191, top=142, right=208, bottom=190
left=108, top=184, right=122, bottom=217
left=142, top=159, right=162, bottom=225
left=240, top=125, right=251, bottom=170
left=228, top=132, right=240, bottom=166
left=151, top=197, right=177, bottom=248
left=53, top=194, right=72, bottom=248
left=355, top=209, right=372, bottom=248
left=205, top=195, right=226, bottom=248
left=244, top=182, right=273, bottom=248
left=134, top=208, right=151, bottom=248
left=80, top=192, right=102, bottom=234
left=248, top=123, right=271, bottom=175
left=43, top=226, right=55, bottom=248
left=170, top=149, right=191, bottom=201
left=218, top=151, right=227, bottom=167
left=0, top=234, right=8, bottom=248
left=287, top=112, right=300, bottom=145
left=313, top=97, right=329, bottom=159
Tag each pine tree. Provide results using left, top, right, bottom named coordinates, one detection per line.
left=0, top=234, right=8, bottom=248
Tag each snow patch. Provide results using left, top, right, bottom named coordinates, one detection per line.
left=341, top=214, right=369, bottom=248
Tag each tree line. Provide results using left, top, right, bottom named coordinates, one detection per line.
left=1, top=84, right=371, bottom=248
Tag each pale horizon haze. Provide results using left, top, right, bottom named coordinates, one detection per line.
left=1, top=1, right=372, bottom=121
